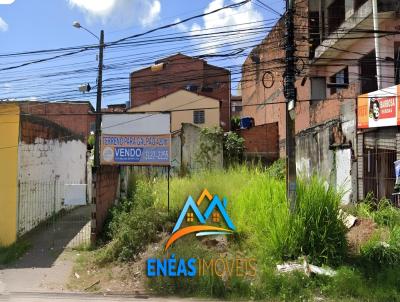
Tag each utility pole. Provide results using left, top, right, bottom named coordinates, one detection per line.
left=94, top=30, right=105, bottom=169
left=285, top=0, right=297, bottom=211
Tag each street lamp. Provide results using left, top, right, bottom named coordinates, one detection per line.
left=73, top=21, right=104, bottom=169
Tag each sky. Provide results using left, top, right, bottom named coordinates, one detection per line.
left=0, top=0, right=284, bottom=106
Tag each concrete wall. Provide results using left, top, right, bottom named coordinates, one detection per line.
left=128, top=90, right=220, bottom=132
left=181, top=123, right=223, bottom=172
left=130, top=53, right=231, bottom=131
left=0, top=104, right=19, bottom=246
left=296, top=120, right=354, bottom=204
left=17, top=115, right=87, bottom=235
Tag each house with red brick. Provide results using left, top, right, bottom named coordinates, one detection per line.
left=129, top=53, right=231, bottom=131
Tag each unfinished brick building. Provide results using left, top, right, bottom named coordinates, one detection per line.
left=241, top=0, right=400, bottom=203
left=129, top=53, right=231, bottom=131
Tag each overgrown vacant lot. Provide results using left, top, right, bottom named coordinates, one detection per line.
left=72, top=163, right=400, bottom=301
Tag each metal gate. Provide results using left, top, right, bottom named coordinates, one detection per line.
left=17, top=178, right=91, bottom=249
left=363, top=147, right=397, bottom=202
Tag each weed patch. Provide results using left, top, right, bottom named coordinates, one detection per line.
left=0, top=240, right=30, bottom=265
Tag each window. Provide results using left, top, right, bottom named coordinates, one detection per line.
left=311, top=77, right=326, bottom=102
left=327, top=0, right=345, bottom=35
left=234, top=105, right=243, bottom=113
left=395, top=42, right=400, bottom=85
left=193, top=110, right=205, bottom=124
left=329, top=67, right=349, bottom=95
left=359, top=51, right=377, bottom=94
left=309, top=11, right=320, bottom=59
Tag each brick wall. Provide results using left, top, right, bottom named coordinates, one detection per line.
left=20, top=102, right=95, bottom=143
left=92, top=165, right=119, bottom=239
left=130, top=54, right=230, bottom=131
left=20, top=115, right=84, bottom=144
left=239, top=123, right=279, bottom=161
left=241, top=0, right=310, bottom=157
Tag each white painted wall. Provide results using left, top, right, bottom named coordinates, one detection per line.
left=336, top=149, right=352, bottom=204
left=17, top=138, right=87, bottom=235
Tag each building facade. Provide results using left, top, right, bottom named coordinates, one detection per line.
left=128, top=89, right=221, bottom=132
left=130, top=53, right=231, bottom=131
left=0, top=103, right=88, bottom=245
left=241, top=0, right=400, bottom=203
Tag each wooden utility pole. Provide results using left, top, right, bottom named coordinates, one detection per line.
left=285, top=0, right=297, bottom=211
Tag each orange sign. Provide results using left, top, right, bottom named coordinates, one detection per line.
left=357, top=84, right=400, bottom=129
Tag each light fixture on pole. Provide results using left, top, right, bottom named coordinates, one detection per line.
left=72, top=21, right=104, bottom=169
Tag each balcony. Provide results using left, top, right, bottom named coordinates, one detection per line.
left=312, top=0, right=398, bottom=63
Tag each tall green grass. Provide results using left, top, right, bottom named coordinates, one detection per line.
left=98, top=163, right=400, bottom=300
left=153, top=163, right=347, bottom=266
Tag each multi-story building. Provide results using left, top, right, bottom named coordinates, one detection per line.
left=129, top=53, right=231, bottom=131
left=242, top=0, right=400, bottom=203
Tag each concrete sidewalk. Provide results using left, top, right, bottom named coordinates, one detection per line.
left=0, top=206, right=90, bottom=293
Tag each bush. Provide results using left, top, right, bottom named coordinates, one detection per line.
left=223, top=132, right=244, bottom=167
left=356, top=195, right=400, bottom=229
left=96, top=178, right=173, bottom=263
left=293, top=177, right=348, bottom=266
left=360, top=226, right=400, bottom=270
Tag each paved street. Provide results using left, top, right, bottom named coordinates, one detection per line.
left=0, top=292, right=215, bottom=302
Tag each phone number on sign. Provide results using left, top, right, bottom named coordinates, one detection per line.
left=142, top=150, right=169, bottom=161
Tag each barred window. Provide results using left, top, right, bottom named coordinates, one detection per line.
left=193, top=110, right=205, bottom=124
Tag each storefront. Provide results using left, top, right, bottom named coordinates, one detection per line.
left=357, top=84, right=400, bottom=203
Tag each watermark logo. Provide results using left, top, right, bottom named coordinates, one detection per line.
left=146, top=190, right=256, bottom=278
left=164, top=189, right=236, bottom=251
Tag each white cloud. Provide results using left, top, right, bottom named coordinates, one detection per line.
left=68, top=0, right=161, bottom=27
left=174, top=18, right=188, bottom=32
left=180, top=0, right=263, bottom=54
left=0, top=17, right=8, bottom=32
left=0, top=0, right=15, bottom=4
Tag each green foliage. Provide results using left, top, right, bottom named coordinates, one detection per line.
left=356, top=194, right=400, bottom=229
left=147, top=239, right=229, bottom=298
left=293, top=177, right=348, bottom=266
left=96, top=178, right=174, bottom=263
left=266, top=159, right=286, bottom=180
left=98, top=165, right=400, bottom=300
left=223, top=131, right=244, bottom=167
left=230, top=115, right=241, bottom=131
left=360, top=226, right=400, bottom=271
left=87, top=134, right=95, bottom=148
left=0, top=240, right=31, bottom=265
left=195, top=127, right=223, bottom=170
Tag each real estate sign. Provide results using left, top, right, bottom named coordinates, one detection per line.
left=100, top=113, right=171, bottom=166
left=357, top=84, right=400, bottom=129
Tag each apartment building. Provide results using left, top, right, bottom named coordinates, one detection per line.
left=242, top=0, right=400, bottom=203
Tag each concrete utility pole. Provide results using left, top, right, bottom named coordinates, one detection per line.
left=372, top=0, right=382, bottom=90
left=72, top=22, right=104, bottom=168
left=285, top=0, right=297, bottom=210
left=94, top=30, right=105, bottom=168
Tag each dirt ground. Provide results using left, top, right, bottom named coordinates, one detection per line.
left=67, top=233, right=169, bottom=295
left=345, top=218, right=381, bottom=253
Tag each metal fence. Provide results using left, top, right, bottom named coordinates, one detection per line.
left=17, top=179, right=91, bottom=248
